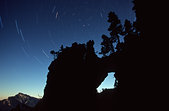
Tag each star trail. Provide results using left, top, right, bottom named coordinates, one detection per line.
left=0, top=0, right=135, bottom=99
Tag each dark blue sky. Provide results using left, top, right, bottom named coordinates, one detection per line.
left=0, top=0, right=135, bottom=99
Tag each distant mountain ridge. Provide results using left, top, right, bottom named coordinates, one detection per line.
left=0, top=93, right=40, bottom=111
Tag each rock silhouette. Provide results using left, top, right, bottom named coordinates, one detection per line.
left=34, top=40, right=113, bottom=111
left=33, top=0, right=150, bottom=111
left=34, top=31, right=141, bottom=111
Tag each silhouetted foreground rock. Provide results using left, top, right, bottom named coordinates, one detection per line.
left=34, top=40, right=116, bottom=111
left=33, top=30, right=141, bottom=111
left=33, top=29, right=144, bottom=110
left=34, top=0, right=146, bottom=110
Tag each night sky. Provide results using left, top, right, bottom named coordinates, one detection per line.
left=0, top=0, right=135, bottom=99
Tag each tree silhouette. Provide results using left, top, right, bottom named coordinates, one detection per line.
left=50, top=45, right=64, bottom=60
left=50, top=50, right=58, bottom=60
left=60, top=45, right=64, bottom=51
left=108, top=12, right=123, bottom=44
left=100, top=12, right=123, bottom=56
left=100, top=34, right=114, bottom=56
left=100, top=10, right=140, bottom=56
left=123, top=19, right=133, bottom=34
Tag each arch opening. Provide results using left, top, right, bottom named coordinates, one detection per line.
left=97, top=72, right=115, bottom=93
